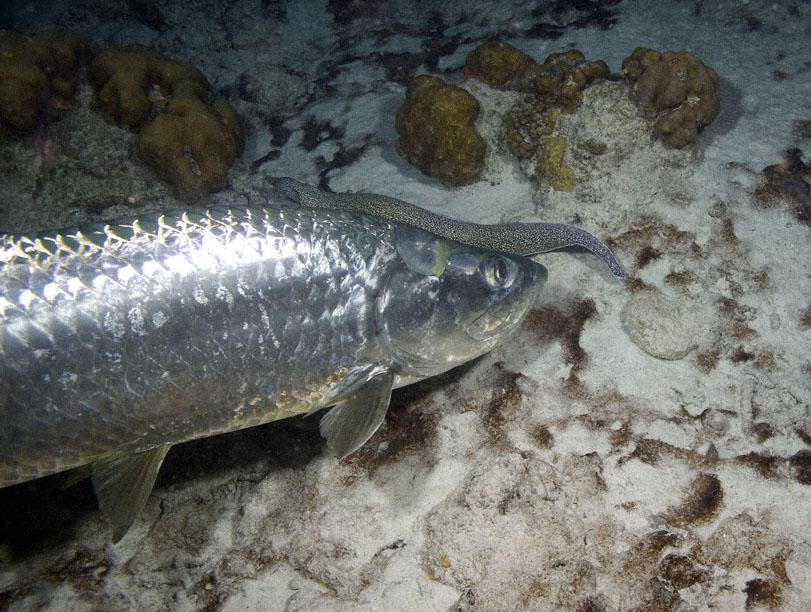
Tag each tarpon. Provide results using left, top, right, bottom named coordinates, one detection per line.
left=0, top=180, right=622, bottom=540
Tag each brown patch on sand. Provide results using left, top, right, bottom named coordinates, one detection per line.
left=735, top=452, right=781, bottom=478
left=730, top=319, right=757, bottom=340
left=744, top=578, right=783, bottom=609
left=664, top=473, right=723, bottom=527
left=664, top=269, right=697, bottom=290
left=45, top=548, right=110, bottom=596
left=617, top=438, right=709, bottom=468
left=658, top=553, right=709, bottom=589
left=607, top=219, right=700, bottom=256
left=751, top=421, right=774, bottom=442
left=528, top=424, right=554, bottom=449
left=634, top=245, right=661, bottom=269
left=754, top=148, right=811, bottom=226
left=694, top=349, right=720, bottom=373
left=480, top=363, right=528, bottom=446
left=801, top=304, right=811, bottom=328
left=525, top=298, right=597, bottom=386
left=789, top=450, right=811, bottom=484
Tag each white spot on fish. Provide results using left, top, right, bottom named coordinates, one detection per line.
left=42, top=282, right=63, bottom=302
left=66, top=277, right=84, bottom=295
left=258, top=304, right=270, bottom=330
left=103, top=352, right=122, bottom=365
left=58, top=371, right=78, bottom=386
left=142, top=260, right=162, bottom=278
left=128, top=306, right=146, bottom=335
left=216, top=286, right=234, bottom=309
left=103, top=311, right=125, bottom=341
left=0, top=296, right=14, bottom=315
left=17, top=289, right=35, bottom=309
left=117, top=265, right=136, bottom=283
left=92, top=275, right=110, bottom=291
left=166, top=254, right=194, bottom=276
left=32, top=348, right=50, bottom=360
left=152, top=311, right=167, bottom=328
left=193, top=287, right=208, bottom=305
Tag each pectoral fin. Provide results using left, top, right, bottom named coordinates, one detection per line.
left=307, top=363, right=390, bottom=415
left=91, top=444, right=171, bottom=542
left=319, top=369, right=395, bottom=458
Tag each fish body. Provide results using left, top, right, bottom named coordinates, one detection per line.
left=0, top=195, right=546, bottom=538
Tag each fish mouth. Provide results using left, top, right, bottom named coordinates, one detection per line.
left=465, top=302, right=522, bottom=341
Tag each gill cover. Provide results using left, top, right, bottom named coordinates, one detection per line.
left=379, top=226, right=545, bottom=379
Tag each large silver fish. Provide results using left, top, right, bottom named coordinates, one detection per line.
left=0, top=180, right=621, bottom=540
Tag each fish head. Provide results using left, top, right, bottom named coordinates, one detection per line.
left=379, top=226, right=547, bottom=380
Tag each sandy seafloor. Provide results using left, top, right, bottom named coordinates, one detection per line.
left=1, top=0, right=810, bottom=610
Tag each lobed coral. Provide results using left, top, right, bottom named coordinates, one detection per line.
left=520, top=49, right=610, bottom=113
left=395, top=41, right=610, bottom=191
left=395, top=75, right=485, bottom=186
left=463, top=40, right=535, bottom=89
left=89, top=45, right=242, bottom=202
left=535, top=135, right=575, bottom=192
left=622, top=48, right=720, bottom=148
left=464, top=42, right=609, bottom=113
left=137, top=97, right=241, bottom=202
left=493, top=45, right=607, bottom=192
left=0, top=30, right=97, bottom=131
left=89, top=45, right=209, bottom=130
left=505, top=100, right=559, bottom=159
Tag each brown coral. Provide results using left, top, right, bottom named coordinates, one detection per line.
left=395, top=75, right=485, bottom=186
left=89, top=45, right=209, bottom=130
left=536, top=135, right=575, bottom=192
left=464, top=42, right=609, bottom=114
left=0, top=30, right=97, bottom=131
left=505, top=100, right=557, bottom=159
left=521, top=49, right=610, bottom=113
left=622, top=48, right=720, bottom=148
left=500, top=48, right=608, bottom=192
left=137, top=97, right=241, bottom=202
left=89, top=45, right=242, bottom=202
left=463, top=41, right=534, bottom=88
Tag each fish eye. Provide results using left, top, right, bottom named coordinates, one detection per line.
left=483, top=255, right=514, bottom=288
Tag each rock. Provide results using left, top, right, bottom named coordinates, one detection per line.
left=621, top=290, right=701, bottom=360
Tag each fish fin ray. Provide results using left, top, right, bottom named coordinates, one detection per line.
left=303, top=363, right=389, bottom=417
left=319, top=369, right=394, bottom=458
left=91, top=444, right=170, bottom=542
left=60, top=465, right=92, bottom=490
